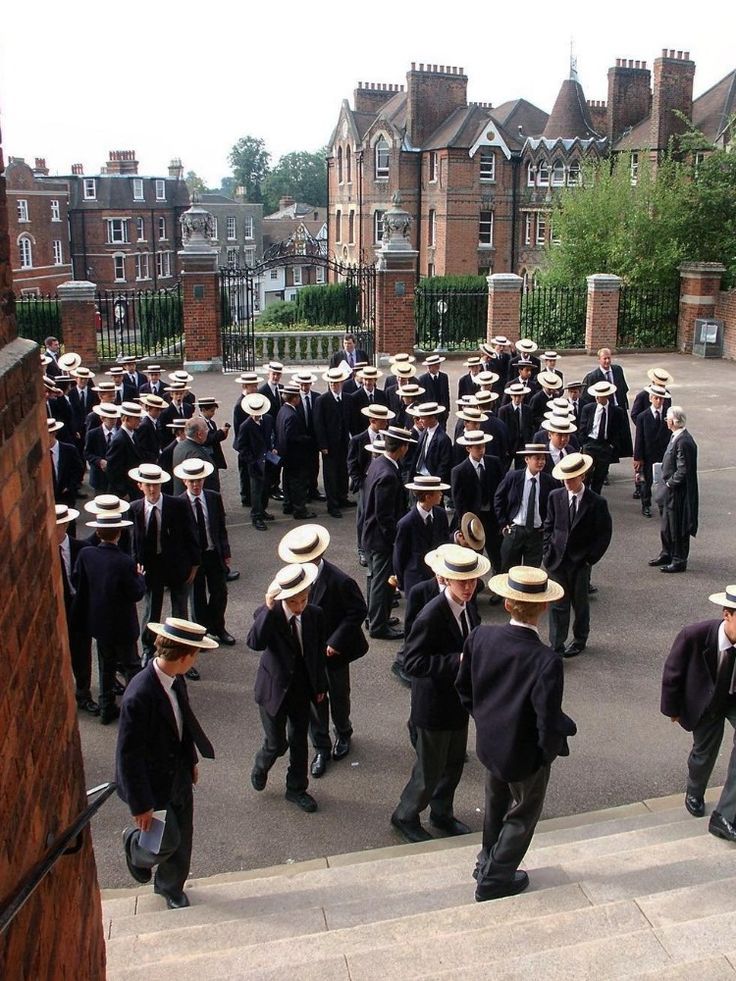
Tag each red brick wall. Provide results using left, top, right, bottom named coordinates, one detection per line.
left=406, top=65, right=467, bottom=149
left=716, top=289, right=736, bottom=360
left=486, top=277, right=522, bottom=341
left=585, top=277, right=621, bottom=353
left=607, top=61, right=651, bottom=142
left=651, top=51, right=695, bottom=151
left=181, top=260, right=221, bottom=362
left=376, top=266, right=417, bottom=355
left=0, top=124, right=107, bottom=981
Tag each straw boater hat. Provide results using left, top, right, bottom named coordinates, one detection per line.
left=365, top=436, right=387, bottom=453
left=119, top=355, right=139, bottom=366
left=42, top=377, right=61, bottom=395
left=235, top=372, right=261, bottom=385
left=93, top=403, right=121, bottom=421
left=504, top=382, right=531, bottom=397
left=278, top=524, right=331, bottom=564
left=145, top=364, right=162, bottom=374
left=147, top=617, right=219, bottom=649
left=389, top=352, right=416, bottom=365
left=359, top=365, right=383, bottom=381
left=517, top=443, right=550, bottom=456
left=546, top=397, right=572, bottom=414
left=120, top=401, right=143, bottom=417
left=489, top=565, right=564, bottom=603
left=422, top=354, right=446, bottom=366
left=473, top=389, right=500, bottom=404
left=241, top=392, right=270, bottom=416
left=709, top=585, right=736, bottom=610
left=353, top=361, right=368, bottom=372
left=647, top=367, right=674, bottom=387
left=491, top=335, right=510, bottom=346
left=457, top=429, right=493, bottom=446
left=55, top=504, right=79, bottom=525
left=460, top=512, right=486, bottom=552
left=71, top=366, right=95, bottom=381
left=384, top=426, right=417, bottom=444
left=427, top=544, right=491, bottom=580
left=322, top=365, right=351, bottom=384
left=542, top=351, right=560, bottom=361
left=197, top=397, right=219, bottom=408
left=542, top=414, right=578, bottom=434
left=138, top=393, right=168, bottom=410
left=47, top=418, right=64, bottom=433
left=58, top=352, right=82, bottom=372
left=84, top=494, right=131, bottom=515
left=54, top=374, right=73, bottom=387
left=168, top=369, right=194, bottom=384
left=463, top=356, right=483, bottom=368
left=268, top=563, right=319, bottom=600
left=538, top=371, right=563, bottom=390
left=456, top=406, right=489, bottom=424
left=551, top=452, right=593, bottom=482
left=645, top=383, right=671, bottom=399
left=106, top=367, right=125, bottom=378
left=404, top=474, right=450, bottom=493
left=565, top=380, right=584, bottom=390
left=92, top=380, right=116, bottom=393
left=173, top=458, right=215, bottom=481
left=85, top=505, right=133, bottom=529
left=361, top=403, right=395, bottom=422
left=391, top=362, right=417, bottom=379
left=397, top=383, right=425, bottom=399
left=406, top=400, right=446, bottom=418
left=41, top=353, right=51, bottom=366
left=587, top=380, right=617, bottom=399
left=264, top=361, right=285, bottom=373
left=475, top=370, right=500, bottom=386
left=165, top=381, right=191, bottom=393
left=166, top=418, right=188, bottom=431
left=515, top=339, right=538, bottom=355
left=281, top=383, right=301, bottom=397
left=129, top=462, right=171, bottom=484
left=291, top=371, right=317, bottom=385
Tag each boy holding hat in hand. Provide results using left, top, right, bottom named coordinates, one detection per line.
left=456, top=565, right=576, bottom=901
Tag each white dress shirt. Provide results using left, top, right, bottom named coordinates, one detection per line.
left=513, top=469, right=542, bottom=528
left=444, top=586, right=469, bottom=637
left=153, top=658, right=183, bottom=739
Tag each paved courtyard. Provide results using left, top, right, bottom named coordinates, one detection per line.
left=79, top=351, right=736, bottom=888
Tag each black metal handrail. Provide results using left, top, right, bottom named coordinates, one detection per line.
left=0, top=781, right=117, bottom=937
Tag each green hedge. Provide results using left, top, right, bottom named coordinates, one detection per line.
left=15, top=297, right=62, bottom=346
left=257, top=283, right=359, bottom=328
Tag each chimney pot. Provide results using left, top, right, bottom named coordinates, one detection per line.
left=677, top=50, right=683, bottom=59
left=411, top=62, right=416, bottom=71
left=684, top=51, right=690, bottom=60
left=419, top=63, right=424, bottom=71
left=662, top=48, right=668, bottom=57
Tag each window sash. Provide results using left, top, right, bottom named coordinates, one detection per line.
left=535, top=214, right=546, bottom=245
left=428, top=209, right=436, bottom=247
left=107, top=219, right=128, bottom=244
left=19, top=237, right=32, bottom=268
left=244, top=216, right=254, bottom=239
left=53, top=240, right=64, bottom=265
left=114, top=255, right=126, bottom=281
left=83, top=179, right=96, bottom=199
left=374, top=210, right=385, bottom=243
left=51, top=199, right=61, bottom=221
left=375, top=142, right=389, bottom=178
left=132, top=178, right=144, bottom=200
left=479, top=211, right=494, bottom=246
left=226, top=217, right=236, bottom=240
left=293, top=266, right=302, bottom=285
left=17, top=200, right=29, bottom=221
left=135, top=253, right=149, bottom=279
left=479, top=151, right=495, bottom=181
left=136, top=217, right=145, bottom=240
left=429, top=152, right=438, bottom=183
left=524, top=213, right=532, bottom=245
left=158, top=217, right=167, bottom=240
left=155, top=179, right=166, bottom=201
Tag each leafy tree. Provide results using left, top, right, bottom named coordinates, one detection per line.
left=228, top=136, right=271, bottom=203
left=219, top=176, right=238, bottom=198
left=262, top=149, right=328, bottom=214
left=185, top=171, right=208, bottom=196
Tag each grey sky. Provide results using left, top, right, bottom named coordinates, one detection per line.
left=2, top=0, right=734, bottom=187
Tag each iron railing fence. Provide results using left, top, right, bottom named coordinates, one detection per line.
left=519, top=285, right=587, bottom=350
left=15, top=293, right=62, bottom=347
left=414, top=288, right=488, bottom=352
left=617, top=284, right=680, bottom=349
left=96, top=284, right=183, bottom=362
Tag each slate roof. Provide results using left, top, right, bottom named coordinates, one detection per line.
left=692, top=69, right=736, bottom=143
left=543, top=78, right=600, bottom=139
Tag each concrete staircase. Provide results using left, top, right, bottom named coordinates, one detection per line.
left=102, top=788, right=736, bottom=980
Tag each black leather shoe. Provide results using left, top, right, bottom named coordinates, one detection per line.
left=649, top=555, right=671, bottom=567
left=285, top=790, right=318, bottom=812
left=328, top=509, right=343, bottom=518
left=661, top=563, right=687, bottom=574
left=476, top=870, right=529, bottom=902
left=709, top=810, right=736, bottom=842
left=390, top=811, right=432, bottom=843
left=391, top=661, right=412, bottom=687
left=226, top=570, right=240, bottom=582
left=271, top=489, right=285, bottom=501
left=215, top=631, right=236, bottom=646
left=310, top=492, right=327, bottom=502
left=100, top=705, right=120, bottom=725
left=293, top=510, right=317, bottom=520
left=154, top=886, right=190, bottom=909
left=253, top=519, right=268, bottom=531
left=332, top=736, right=351, bottom=760
left=642, top=507, right=652, bottom=518
left=685, top=793, right=705, bottom=817
left=263, top=512, right=275, bottom=521
left=388, top=616, right=400, bottom=627
left=357, top=550, right=368, bottom=567
left=339, top=499, right=357, bottom=508
left=251, top=765, right=267, bottom=791
left=370, top=626, right=404, bottom=640
left=77, top=698, right=100, bottom=716
left=122, top=828, right=152, bottom=884
left=588, top=584, right=598, bottom=595
left=310, top=752, right=329, bottom=778
left=430, top=814, right=472, bottom=836
left=633, top=486, right=641, bottom=499
left=563, top=642, right=586, bottom=658
left=185, top=667, right=201, bottom=681
left=282, top=505, right=294, bottom=514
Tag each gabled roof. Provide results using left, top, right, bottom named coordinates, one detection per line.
left=424, top=104, right=492, bottom=151
left=613, top=116, right=651, bottom=151
left=263, top=202, right=327, bottom=221
left=492, top=99, right=550, bottom=138
left=693, top=69, right=736, bottom=143
left=543, top=78, right=600, bottom=139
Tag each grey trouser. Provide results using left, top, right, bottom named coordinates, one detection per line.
left=396, top=724, right=468, bottom=822
left=687, top=704, right=736, bottom=821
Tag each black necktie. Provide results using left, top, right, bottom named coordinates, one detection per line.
left=597, top=407, right=607, bottom=442
left=146, top=506, right=159, bottom=554
left=58, top=545, right=74, bottom=602
left=712, top=646, right=736, bottom=711
left=569, top=495, right=577, bottom=527
left=655, top=410, right=660, bottom=424
left=173, top=677, right=215, bottom=758
left=526, top=477, right=537, bottom=530
left=368, top=392, right=373, bottom=403
left=303, top=395, right=310, bottom=423
left=460, top=609, right=469, bottom=640
left=106, top=430, right=112, bottom=450
left=194, top=498, right=208, bottom=551
left=290, top=616, right=302, bottom=654
left=416, top=433, right=428, bottom=471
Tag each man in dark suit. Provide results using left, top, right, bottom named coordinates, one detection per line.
left=276, top=384, right=317, bottom=521
left=55, top=503, right=97, bottom=714
left=235, top=392, right=276, bottom=530
left=498, top=383, right=534, bottom=464
left=176, top=459, right=235, bottom=647
left=581, top=347, right=629, bottom=410
left=128, top=464, right=201, bottom=667
left=543, top=453, right=612, bottom=657
left=579, top=380, right=632, bottom=494
left=494, top=444, right=554, bottom=570
left=248, top=564, right=328, bottom=813
left=198, top=398, right=230, bottom=488
left=452, top=430, right=504, bottom=574
left=44, top=335, right=62, bottom=376
left=106, top=402, right=144, bottom=501
left=259, top=362, right=285, bottom=500
left=73, top=505, right=146, bottom=723
left=394, top=476, right=451, bottom=599
left=417, top=355, right=451, bottom=429
left=661, top=586, right=736, bottom=841
left=171, top=418, right=218, bottom=495
left=136, top=394, right=167, bottom=465
left=649, top=406, right=699, bottom=574
left=277, top=527, right=368, bottom=778
left=480, top=338, right=511, bottom=394
left=69, top=367, right=99, bottom=432
left=407, top=402, right=453, bottom=487
left=362, top=426, right=417, bottom=639
left=48, top=418, right=84, bottom=508
left=347, top=403, right=394, bottom=565
left=329, top=333, right=367, bottom=371
left=392, top=545, right=488, bottom=843
left=348, top=366, right=389, bottom=436
left=633, top=384, right=672, bottom=518
left=313, top=368, right=353, bottom=518
left=294, top=372, right=324, bottom=503
left=456, top=565, right=576, bottom=901
left=117, top=619, right=216, bottom=909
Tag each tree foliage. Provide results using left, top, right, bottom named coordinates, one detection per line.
left=185, top=171, right=208, bottom=196
left=228, top=135, right=271, bottom=203
left=262, top=150, right=328, bottom=214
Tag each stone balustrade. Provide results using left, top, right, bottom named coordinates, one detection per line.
left=251, top=329, right=345, bottom=364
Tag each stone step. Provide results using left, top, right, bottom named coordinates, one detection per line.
left=631, top=954, right=736, bottom=980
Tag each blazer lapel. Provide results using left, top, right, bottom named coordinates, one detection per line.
left=440, top=594, right=464, bottom=647
left=150, top=664, right=181, bottom=739
left=572, top=489, right=591, bottom=529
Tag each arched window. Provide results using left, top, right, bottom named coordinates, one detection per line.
left=375, top=139, right=390, bottom=179
left=537, top=160, right=550, bottom=186
left=551, top=159, right=565, bottom=186
left=18, top=235, right=33, bottom=268
left=337, top=146, right=343, bottom=184
left=346, top=146, right=352, bottom=183
left=527, top=161, right=535, bottom=187
left=568, top=160, right=581, bottom=186
left=335, top=209, right=342, bottom=243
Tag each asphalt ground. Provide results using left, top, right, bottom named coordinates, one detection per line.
left=78, top=351, right=736, bottom=888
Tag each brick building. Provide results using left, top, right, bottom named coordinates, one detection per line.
left=44, top=151, right=191, bottom=291
left=329, top=53, right=736, bottom=282
left=201, top=189, right=263, bottom=269
left=5, top=157, right=72, bottom=293
left=260, top=196, right=327, bottom=307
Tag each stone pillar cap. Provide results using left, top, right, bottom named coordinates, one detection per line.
left=586, top=273, right=622, bottom=291
left=487, top=273, right=523, bottom=291
left=57, top=280, right=97, bottom=298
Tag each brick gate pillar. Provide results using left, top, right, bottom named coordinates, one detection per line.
left=486, top=273, right=523, bottom=341
left=585, top=274, right=622, bottom=354
left=179, top=200, right=221, bottom=372
left=56, top=280, right=99, bottom=368
left=677, top=261, right=726, bottom=353
left=374, top=194, right=419, bottom=362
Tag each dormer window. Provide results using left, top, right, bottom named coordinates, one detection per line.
left=479, top=150, right=496, bottom=182
left=375, top=139, right=390, bottom=180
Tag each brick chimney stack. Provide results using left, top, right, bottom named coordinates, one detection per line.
left=607, top=58, right=651, bottom=142
left=405, top=63, right=468, bottom=148
left=278, top=195, right=296, bottom=212
left=71, top=163, right=84, bottom=175
left=354, top=82, right=404, bottom=115
left=105, top=149, right=139, bottom=175
left=651, top=49, right=695, bottom=151
left=168, top=157, right=184, bottom=180
left=33, top=157, right=49, bottom=176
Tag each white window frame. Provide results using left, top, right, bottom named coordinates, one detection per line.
left=107, top=218, right=128, bottom=244
left=17, top=199, right=29, bottom=222
left=135, top=252, right=150, bottom=280
left=375, top=139, right=390, bottom=180
left=524, top=212, right=532, bottom=246
left=113, top=253, right=126, bottom=282
left=155, top=179, right=166, bottom=201
left=83, top=178, right=96, bottom=200
left=132, top=178, right=144, bottom=201
left=158, top=216, right=167, bottom=240
left=293, top=266, right=303, bottom=286
left=428, top=208, right=436, bottom=247
left=567, top=160, right=581, bottom=186
left=527, top=162, right=535, bottom=187
left=270, top=269, right=278, bottom=280
left=630, top=152, right=639, bottom=186
left=374, top=210, right=385, bottom=244
left=244, top=247, right=256, bottom=266
left=335, top=209, right=342, bottom=243
left=550, top=219, right=561, bottom=244
left=551, top=160, right=565, bottom=186
left=50, top=199, right=61, bottom=221
left=156, top=251, right=171, bottom=278
left=136, top=216, right=145, bottom=241
left=244, top=215, right=254, bottom=240
left=428, top=151, right=438, bottom=183
left=227, top=247, right=239, bottom=266
left=537, top=160, right=550, bottom=186
left=479, top=210, right=494, bottom=248
left=210, top=217, right=218, bottom=241
left=535, top=213, right=547, bottom=246
left=53, top=240, right=64, bottom=265
left=694, top=151, right=706, bottom=177
left=226, top=216, right=237, bottom=240
left=479, top=150, right=496, bottom=182
left=316, top=266, right=325, bottom=283
left=19, top=235, right=33, bottom=268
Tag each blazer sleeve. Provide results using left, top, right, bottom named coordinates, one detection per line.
left=326, top=576, right=368, bottom=655
left=392, top=516, right=411, bottom=589
left=247, top=603, right=278, bottom=652
left=587, top=497, right=613, bottom=566
left=116, top=690, right=156, bottom=815
left=454, top=635, right=475, bottom=715
left=660, top=627, right=691, bottom=721
left=531, top=656, right=577, bottom=763
left=403, top=608, right=462, bottom=683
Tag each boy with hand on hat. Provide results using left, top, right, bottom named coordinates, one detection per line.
left=248, top=564, right=328, bottom=813
left=456, top=565, right=576, bottom=901
left=106, top=402, right=144, bottom=501
left=391, top=545, right=489, bottom=844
